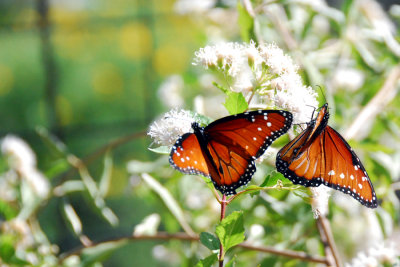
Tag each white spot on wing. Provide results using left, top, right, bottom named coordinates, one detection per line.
left=328, top=170, right=335, bottom=176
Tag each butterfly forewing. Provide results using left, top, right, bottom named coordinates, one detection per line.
left=276, top=104, right=378, bottom=208
left=169, top=133, right=210, bottom=177
left=204, top=110, right=293, bottom=194
left=324, top=127, right=377, bottom=207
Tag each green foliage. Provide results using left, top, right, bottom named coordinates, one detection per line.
left=196, top=253, right=218, bottom=267
left=216, top=211, right=245, bottom=259
left=237, top=2, right=255, bottom=42
left=200, top=232, right=220, bottom=250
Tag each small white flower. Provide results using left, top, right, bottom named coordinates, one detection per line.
left=193, top=41, right=318, bottom=124
left=133, top=213, right=161, bottom=236
left=331, top=68, right=365, bottom=92
left=2, top=135, right=36, bottom=170
left=148, top=109, right=194, bottom=147
left=194, top=42, right=244, bottom=77
left=310, top=186, right=331, bottom=219
left=348, top=242, right=399, bottom=266
left=1, top=135, right=50, bottom=198
left=259, top=43, right=299, bottom=75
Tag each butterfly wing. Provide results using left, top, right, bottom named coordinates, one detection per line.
left=169, top=133, right=210, bottom=177
left=205, top=110, right=293, bottom=195
left=276, top=111, right=377, bottom=208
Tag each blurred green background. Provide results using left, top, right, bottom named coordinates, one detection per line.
left=0, top=0, right=205, bottom=265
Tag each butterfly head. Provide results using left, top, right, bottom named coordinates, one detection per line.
left=191, top=121, right=204, bottom=134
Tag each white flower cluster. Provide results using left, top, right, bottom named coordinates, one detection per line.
left=147, top=109, right=194, bottom=147
left=193, top=41, right=318, bottom=123
left=1, top=135, right=50, bottom=199
left=346, top=242, right=399, bottom=267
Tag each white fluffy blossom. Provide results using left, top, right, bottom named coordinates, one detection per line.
left=193, top=41, right=318, bottom=123
left=346, top=242, right=399, bottom=267
left=310, top=186, right=331, bottom=219
left=133, top=213, right=161, bottom=236
left=147, top=109, right=194, bottom=147
left=1, top=135, right=50, bottom=198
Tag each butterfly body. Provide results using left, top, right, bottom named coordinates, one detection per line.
left=170, top=110, right=293, bottom=195
left=276, top=103, right=378, bottom=208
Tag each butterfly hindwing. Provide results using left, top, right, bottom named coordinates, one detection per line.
left=169, top=133, right=210, bottom=177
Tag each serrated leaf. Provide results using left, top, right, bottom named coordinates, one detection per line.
left=237, top=2, right=255, bottom=42
left=200, top=232, right=220, bottom=250
left=195, top=253, right=218, bottom=267
left=216, top=211, right=245, bottom=257
left=224, top=92, right=248, bottom=115
left=148, top=146, right=170, bottom=154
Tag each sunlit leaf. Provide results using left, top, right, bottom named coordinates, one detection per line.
left=99, top=151, right=113, bottom=197
left=63, top=201, right=82, bottom=236
left=141, top=173, right=195, bottom=236
left=195, top=253, right=218, bottom=267
left=148, top=146, right=170, bottom=154
left=237, top=2, right=255, bottom=42
left=224, top=92, right=248, bottom=115
left=216, top=211, right=245, bottom=258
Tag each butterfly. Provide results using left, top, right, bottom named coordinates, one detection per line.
left=276, top=103, right=378, bottom=208
left=169, top=110, right=293, bottom=195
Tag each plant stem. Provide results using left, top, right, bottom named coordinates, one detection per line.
left=316, top=216, right=341, bottom=267
left=219, top=194, right=227, bottom=267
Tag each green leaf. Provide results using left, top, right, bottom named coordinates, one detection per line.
left=148, top=146, right=170, bottom=154
left=195, top=253, right=218, bottom=267
left=0, top=200, right=17, bottom=220
left=216, top=211, right=245, bottom=258
left=225, top=255, right=237, bottom=267
left=293, top=188, right=312, bottom=203
left=237, top=2, right=255, bottom=42
left=224, top=92, right=248, bottom=115
left=260, top=173, right=279, bottom=187
left=63, top=201, right=82, bottom=236
left=189, top=110, right=213, bottom=126
left=80, top=240, right=128, bottom=267
left=0, top=235, right=15, bottom=262
left=99, top=151, right=113, bottom=196
left=200, top=232, right=220, bottom=250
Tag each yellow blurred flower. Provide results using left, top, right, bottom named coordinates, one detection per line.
left=92, top=63, right=124, bottom=98
left=0, top=65, right=14, bottom=96
left=119, top=23, right=152, bottom=59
